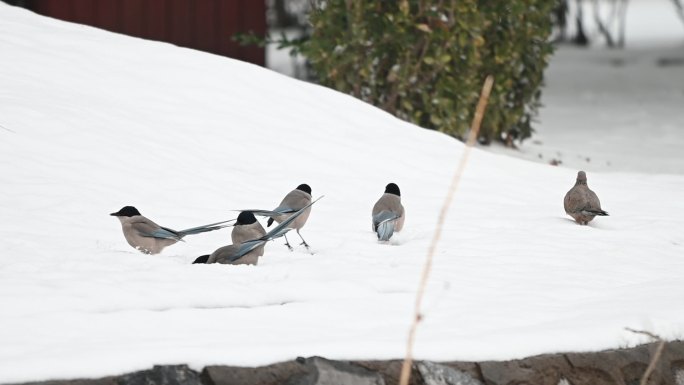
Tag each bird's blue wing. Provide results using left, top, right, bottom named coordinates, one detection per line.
left=178, top=219, right=235, bottom=236
left=373, top=211, right=399, bottom=241
left=272, top=205, right=297, bottom=214
left=244, top=207, right=297, bottom=217
left=259, top=196, right=323, bottom=241
left=229, top=239, right=267, bottom=262
left=138, top=226, right=184, bottom=241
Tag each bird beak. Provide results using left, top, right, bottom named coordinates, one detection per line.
left=110, top=212, right=119, bottom=216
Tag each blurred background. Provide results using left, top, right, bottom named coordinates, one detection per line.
left=2, top=0, right=683, bottom=172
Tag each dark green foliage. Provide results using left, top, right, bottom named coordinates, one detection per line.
left=301, top=1, right=555, bottom=144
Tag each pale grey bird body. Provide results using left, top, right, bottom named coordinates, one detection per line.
left=231, top=211, right=266, bottom=258
left=110, top=206, right=230, bottom=254
left=249, top=184, right=313, bottom=250
left=564, top=171, right=609, bottom=225
left=372, top=183, right=405, bottom=241
left=206, top=242, right=263, bottom=265
left=194, top=197, right=321, bottom=265
left=267, top=185, right=312, bottom=231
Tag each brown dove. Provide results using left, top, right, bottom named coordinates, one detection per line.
left=563, top=171, right=609, bottom=225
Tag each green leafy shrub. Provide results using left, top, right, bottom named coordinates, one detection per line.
left=300, top=1, right=555, bottom=144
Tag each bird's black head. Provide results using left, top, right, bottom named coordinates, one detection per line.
left=296, top=184, right=312, bottom=195
left=385, top=183, right=400, bottom=196
left=193, top=255, right=210, bottom=264
left=236, top=211, right=257, bottom=225
left=110, top=206, right=141, bottom=217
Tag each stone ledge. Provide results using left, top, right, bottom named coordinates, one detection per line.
left=14, top=341, right=684, bottom=385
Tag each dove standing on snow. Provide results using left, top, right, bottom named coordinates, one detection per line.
left=193, top=198, right=319, bottom=265
left=110, top=206, right=230, bottom=254
left=563, top=171, right=609, bottom=225
left=372, top=183, right=405, bottom=241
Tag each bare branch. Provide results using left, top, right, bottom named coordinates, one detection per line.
left=625, top=328, right=667, bottom=385
left=592, top=0, right=615, bottom=47
left=398, top=75, right=495, bottom=385
left=617, top=0, right=629, bottom=47
left=673, top=0, right=684, bottom=24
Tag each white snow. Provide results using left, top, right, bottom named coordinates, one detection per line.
left=1, top=2, right=683, bottom=383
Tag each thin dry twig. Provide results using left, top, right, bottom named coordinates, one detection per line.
left=591, top=0, right=618, bottom=47
left=625, top=327, right=667, bottom=385
left=673, top=0, right=684, bottom=24
left=398, top=75, right=494, bottom=385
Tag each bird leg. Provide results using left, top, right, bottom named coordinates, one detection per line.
left=297, top=229, right=313, bottom=254
left=283, top=234, right=294, bottom=251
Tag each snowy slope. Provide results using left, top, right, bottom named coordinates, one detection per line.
left=1, top=3, right=683, bottom=383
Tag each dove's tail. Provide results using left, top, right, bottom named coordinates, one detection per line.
left=583, top=208, right=609, bottom=216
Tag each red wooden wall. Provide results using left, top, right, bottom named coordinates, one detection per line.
left=22, top=0, right=266, bottom=66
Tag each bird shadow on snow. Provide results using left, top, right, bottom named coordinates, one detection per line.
left=368, top=231, right=407, bottom=246
left=556, top=216, right=612, bottom=230
left=557, top=217, right=579, bottom=225
left=388, top=227, right=427, bottom=245
left=388, top=233, right=406, bottom=246
left=105, top=246, right=147, bottom=256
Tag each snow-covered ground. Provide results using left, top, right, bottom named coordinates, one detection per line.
left=1, top=2, right=683, bottom=383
